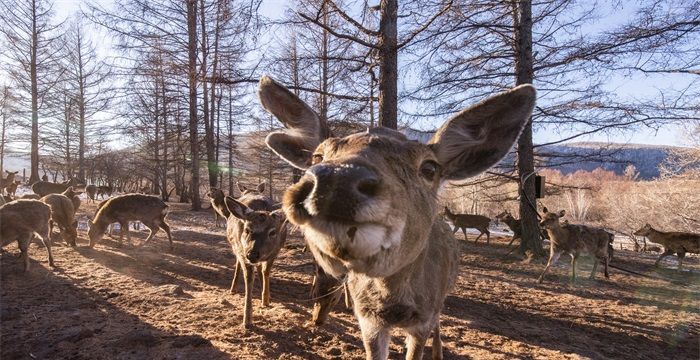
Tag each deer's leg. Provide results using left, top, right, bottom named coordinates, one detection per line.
left=473, top=228, right=483, bottom=243
left=654, top=250, right=673, bottom=267
left=358, top=316, right=389, bottom=360
left=230, top=259, right=241, bottom=293
left=570, top=254, right=578, bottom=282
left=159, top=218, right=173, bottom=250
left=37, top=224, right=55, bottom=268
left=507, top=235, right=520, bottom=247
left=604, top=255, right=610, bottom=278
left=121, top=221, right=132, bottom=246
left=485, top=228, right=490, bottom=244
left=261, top=260, right=272, bottom=307
left=538, top=250, right=562, bottom=283
left=17, top=233, right=31, bottom=272
left=344, top=282, right=352, bottom=309
left=452, top=226, right=459, bottom=235
left=241, top=262, right=255, bottom=329
left=142, top=221, right=159, bottom=245
left=677, top=251, right=686, bottom=270
left=405, top=323, right=433, bottom=360
left=431, top=322, right=443, bottom=360
left=590, top=258, right=599, bottom=279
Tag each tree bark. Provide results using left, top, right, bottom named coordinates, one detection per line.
left=187, top=0, right=201, bottom=210
left=515, top=0, right=545, bottom=258
left=378, top=0, right=398, bottom=130
left=29, top=0, right=40, bottom=183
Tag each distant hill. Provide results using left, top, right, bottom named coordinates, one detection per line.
left=541, top=142, right=676, bottom=179
left=400, top=128, right=677, bottom=180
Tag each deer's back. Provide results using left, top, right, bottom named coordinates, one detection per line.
left=454, top=214, right=490, bottom=228
left=650, top=231, right=700, bottom=253
left=31, top=181, right=68, bottom=197
left=553, top=224, right=610, bottom=258
left=42, top=194, right=76, bottom=228
left=0, top=200, right=51, bottom=243
left=97, top=194, right=167, bottom=223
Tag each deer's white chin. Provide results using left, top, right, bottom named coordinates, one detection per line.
left=304, top=216, right=406, bottom=263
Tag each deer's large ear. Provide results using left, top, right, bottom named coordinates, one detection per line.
left=224, top=196, right=252, bottom=220
left=429, top=85, right=536, bottom=180
left=558, top=210, right=566, bottom=217
left=260, top=76, right=330, bottom=169
left=237, top=182, right=247, bottom=193
left=256, top=182, right=266, bottom=194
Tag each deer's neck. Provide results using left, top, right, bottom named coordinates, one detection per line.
left=645, top=228, right=667, bottom=243
left=546, top=225, right=568, bottom=244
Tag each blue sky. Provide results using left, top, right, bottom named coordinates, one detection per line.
left=50, top=0, right=696, bottom=148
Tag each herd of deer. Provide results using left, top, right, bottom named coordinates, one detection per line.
left=1, top=77, right=699, bottom=360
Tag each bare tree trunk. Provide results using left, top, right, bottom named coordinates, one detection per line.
left=154, top=82, right=161, bottom=195
left=161, top=72, right=169, bottom=201
left=378, top=0, right=398, bottom=130
left=29, top=0, right=40, bottom=183
left=77, top=35, right=86, bottom=183
left=227, top=85, right=234, bottom=195
left=187, top=0, right=201, bottom=210
left=515, top=0, right=544, bottom=259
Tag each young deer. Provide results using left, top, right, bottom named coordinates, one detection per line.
left=223, top=192, right=287, bottom=328
left=259, top=76, right=535, bottom=359
left=495, top=211, right=521, bottom=246
left=237, top=181, right=266, bottom=197
left=443, top=207, right=491, bottom=244
left=633, top=223, right=700, bottom=270
left=88, top=194, right=172, bottom=249
left=1, top=170, right=18, bottom=189
left=538, top=208, right=613, bottom=283
left=0, top=199, right=55, bottom=271
left=205, top=188, right=230, bottom=227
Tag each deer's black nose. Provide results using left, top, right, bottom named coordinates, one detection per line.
left=301, top=163, right=381, bottom=220
left=246, top=250, right=260, bottom=263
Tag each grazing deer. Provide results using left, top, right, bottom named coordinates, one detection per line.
left=443, top=207, right=491, bottom=244
left=538, top=208, right=613, bottom=283
left=205, top=188, right=230, bottom=227
left=259, top=75, right=535, bottom=359
left=88, top=194, right=172, bottom=249
left=633, top=223, right=700, bottom=270
left=223, top=192, right=287, bottom=328
left=61, top=186, right=82, bottom=211
left=41, top=193, right=78, bottom=247
left=0, top=199, right=55, bottom=271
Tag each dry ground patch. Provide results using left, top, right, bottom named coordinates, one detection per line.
left=2, top=202, right=698, bottom=359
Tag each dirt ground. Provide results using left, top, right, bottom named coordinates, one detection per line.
left=2, top=200, right=699, bottom=359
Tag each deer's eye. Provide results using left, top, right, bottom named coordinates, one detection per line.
left=311, top=154, right=324, bottom=165
left=419, top=160, right=440, bottom=181
left=268, top=229, right=276, bottom=237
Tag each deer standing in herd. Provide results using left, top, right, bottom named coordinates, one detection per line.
left=259, top=75, right=535, bottom=359
left=634, top=223, right=700, bottom=270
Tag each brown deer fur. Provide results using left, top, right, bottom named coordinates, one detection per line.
left=634, top=223, right=700, bottom=270
left=496, top=211, right=522, bottom=246
left=97, top=186, right=113, bottom=199
left=5, top=180, right=20, bottom=198
left=31, top=178, right=80, bottom=197
left=205, top=188, right=230, bottom=227
left=41, top=194, right=78, bottom=247
left=85, top=185, right=98, bottom=203
left=538, top=208, right=612, bottom=283
left=259, top=76, right=535, bottom=359
left=224, top=192, right=287, bottom=328
left=443, top=207, right=491, bottom=244
left=88, top=194, right=172, bottom=249
left=61, top=186, right=82, bottom=211
left=0, top=199, right=55, bottom=271
left=1, top=170, right=18, bottom=189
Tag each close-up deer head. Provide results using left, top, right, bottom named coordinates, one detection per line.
left=260, top=76, right=536, bottom=278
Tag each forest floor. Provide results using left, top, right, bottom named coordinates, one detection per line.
left=1, top=200, right=699, bottom=359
